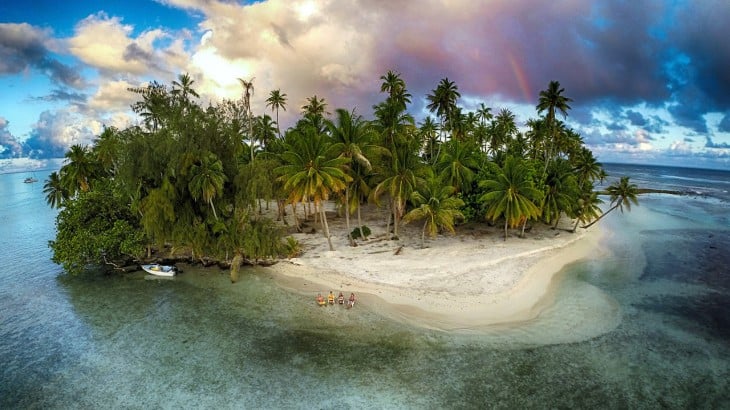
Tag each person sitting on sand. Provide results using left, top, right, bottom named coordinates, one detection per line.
left=316, top=293, right=325, bottom=306
left=347, top=293, right=356, bottom=309
left=337, top=292, right=345, bottom=305
left=327, top=291, right=335, bottom=305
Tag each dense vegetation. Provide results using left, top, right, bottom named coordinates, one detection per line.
left=45, top=72, right=638, bottom=275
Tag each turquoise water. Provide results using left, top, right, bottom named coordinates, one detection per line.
left=1, top=165, right=728, bottom=408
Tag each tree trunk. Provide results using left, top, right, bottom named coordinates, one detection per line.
left=344, top=186, right=354, bottom=246
left=209, top=198, right=218, bottom=220
left=291, top=203, right=300, bottom=231
left=320, top=205, right=334, bottom=251
left=552, top=212, right=561, bottom=229
left=571, top=218, right=580, bottom=233
left=230, top=253, right=242, bottom=283
left=356, top=197, right=366, bottom=240
left=385, top=201, right=392, bottom=238
left=503, top=218, right=508, bottom=241
left=582, top=204, right=619, bottom=229
left=421, top=219, right=428, bottom=248
left=520, top=218, right=528, bottom=238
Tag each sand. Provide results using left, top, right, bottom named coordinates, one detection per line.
left=266, top=201, right=606, bottom=332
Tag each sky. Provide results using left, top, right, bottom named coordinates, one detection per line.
left=1, top=0, right=729, bottom=172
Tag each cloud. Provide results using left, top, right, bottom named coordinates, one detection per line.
left=705, top=136, right=730, bottom=149
left=0, top=117, right=24, bottom=158
left=0, top=23, right=85, bottom=88
left=31, top=89, right=88, bottom=104
left=23, top=110, right=100, bottom=159
left=67, top=12, right=176, bottom=76
left=719, top=113, right=730, bottom=133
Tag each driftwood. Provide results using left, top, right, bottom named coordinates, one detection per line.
left=394, top=245, right=404, bottom=255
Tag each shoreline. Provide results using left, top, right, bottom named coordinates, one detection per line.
left=265, top=205, right=607, bottom=332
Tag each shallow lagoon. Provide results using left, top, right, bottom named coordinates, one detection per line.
left=1, top=166, right=728, bottom=408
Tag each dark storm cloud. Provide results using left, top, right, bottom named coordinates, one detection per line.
left=0, top=118, right=24, bottom=159
left=705, top=137, right=730, bottom=149
left=0, top=23, right=85, bottom=88
left=625, top=110, right=646, bottom=127
left=718, top=113, right=730, bottom=133
left=31, top=89, right=88, bottom=103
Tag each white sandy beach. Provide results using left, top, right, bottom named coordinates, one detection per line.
left=267, top=201, right=606, bottom=332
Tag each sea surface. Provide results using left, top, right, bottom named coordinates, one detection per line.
left=1, top=163, right=728, bottom=408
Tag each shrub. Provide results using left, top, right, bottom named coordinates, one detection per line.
left=350, top=225, right=371, bottom=239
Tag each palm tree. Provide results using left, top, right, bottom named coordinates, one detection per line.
left=276, top=128, right=350, bottom=251
left=171, top=73, right=199, bottom=107
left=61, top=144, right=95, bottom=195
left=479, top=156, right=542, bottom=240
left=325, top=108, right=380, bottom=245
left=255, top=114, right=278, bottom=151
left=301, top=95, right=328, bottom=118
left=188, top=153, right=227, bottom=220
left=418, top=116, right=439, bottom=162
left=380, top=70, right=411, bottom=110
left=572, top=191, right=603, bottom=232
left=572, top=147, right=603, bottom=190
left=266, top=89, right=287, bottom=138
left=436, top=139, right=479, bottom=194
left=490, top=108, right=517, bottom=157
left=476, top=103, right=493, bottom=127
left=238, top=77, right=255, bottom=162
left=541, top=159, right=579, bottom=228
left=426, top=77, right=460, bottom=161
left=43, top=171, right=68, bottom=209
left=583, top=176, right=639, bottom=228
left=372, top=137, right=423, bottom=238
left=403, top=171, right=465, bottom=247
left=536, top=80, right=572, bottom=173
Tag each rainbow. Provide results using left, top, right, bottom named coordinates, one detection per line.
left=508, top=52, right=532, bottom=102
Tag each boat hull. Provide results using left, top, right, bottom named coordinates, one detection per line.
left=141, top=264, right=176, bottom=277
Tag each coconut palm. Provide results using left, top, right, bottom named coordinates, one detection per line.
left=276, top=128, right=350, bottom=251
left=541, top=158, right=579, bottom=228
left=536, top=80, right=572, bottom=173
left=238, top=77, right=255, bottom=162
left=301, top=95, right=328, bottom=118
left=479, top=156, right=542, bottom=240
left=188, top=152, right=227, bottom=220
left=418, top=116, right=440, bottom=162
left=436, top=139, right=480, bottom=194
left=380, top=70, right=411, bottom=110
left=255, top=114, right=278, bottom=151
left=572, top=191, right=603, bottom=232
left=583, top=176, right=639, bottom=228
left=325, top=108, right=380, bottom=244
left=171, top=73, right=199, bottom=107
left=43, top=171, right=68, bottom=209
left=426, top=78, right=460, bottom=162
left=572, top=147, right=603, bottom=190
left=61, top=144, right=95, bottom=195
left=403, top=171, right=465, bottom=247
left=372, top=136, right=423, bottom=238
left=490, top=109, right=517, bottom=157
left=266, top=89, right=287, bottom=138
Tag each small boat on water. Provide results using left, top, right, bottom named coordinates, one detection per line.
left=23, top=177, right=38, bottom=183
left=141, top=264, right=177, bottom=277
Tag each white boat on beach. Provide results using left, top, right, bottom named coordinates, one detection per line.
left=141, top=264, right=177, bottom=277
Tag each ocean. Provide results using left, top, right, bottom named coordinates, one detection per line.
left=1, top=163, right=728, bottom=408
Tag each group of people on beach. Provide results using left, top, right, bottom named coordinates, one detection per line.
left=316, top=291, right=355, bottom=308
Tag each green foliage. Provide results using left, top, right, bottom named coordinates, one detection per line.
left=50, top=183, right=145, bottom=275
left=285, top=236, right=302, bottom=258
left=350, top=225, right=371, bottom=239
left=48, top=73, right=610, bottom=273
